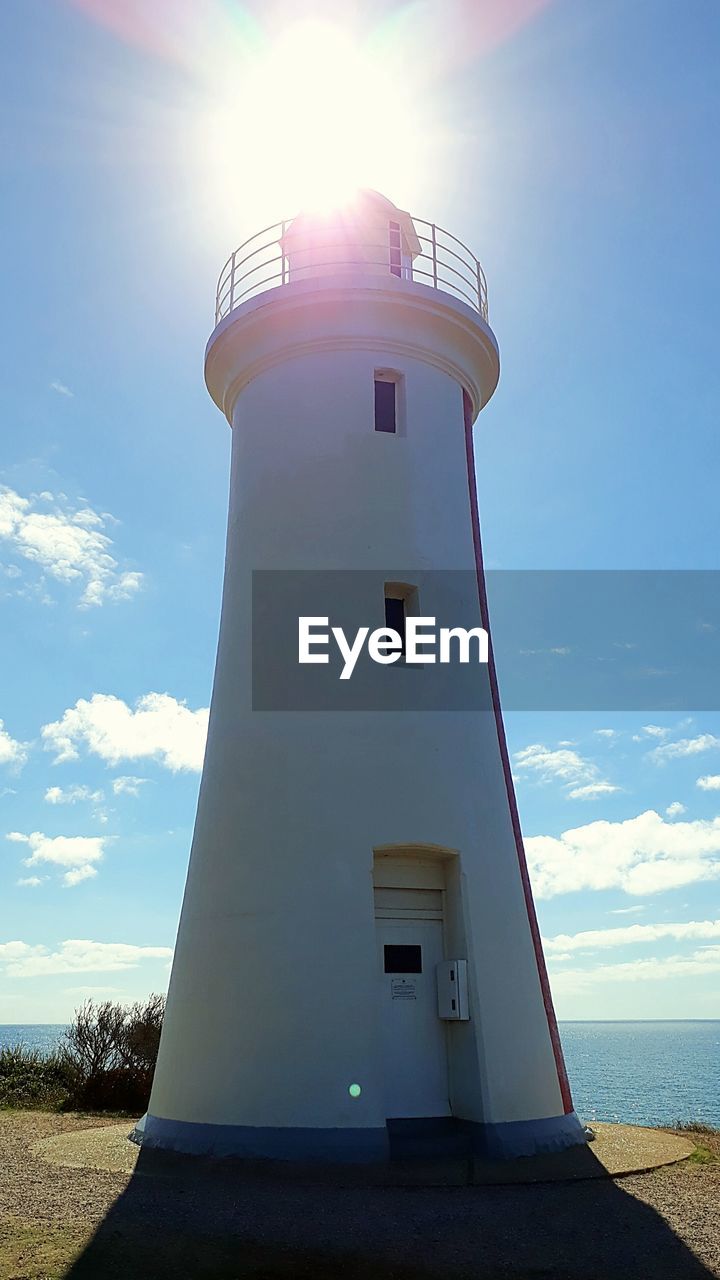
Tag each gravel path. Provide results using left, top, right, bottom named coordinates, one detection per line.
left=1, top=1112, right=719, bottom=1279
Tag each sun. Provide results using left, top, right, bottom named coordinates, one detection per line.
left=200, top=19, right=420, bottom=230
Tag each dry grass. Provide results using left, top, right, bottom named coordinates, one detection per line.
left=661, top=1124, right=720, bottom=1168
left=0, top=1218, right=93, bottom=1280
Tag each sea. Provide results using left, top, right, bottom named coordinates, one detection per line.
left=1, top=1020, right=718, bottom=1128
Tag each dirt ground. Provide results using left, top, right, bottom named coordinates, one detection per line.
left=1, top=1111, right=718, bottom=1280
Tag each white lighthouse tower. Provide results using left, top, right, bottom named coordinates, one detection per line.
left=143, top=190, right=586, bottom=1162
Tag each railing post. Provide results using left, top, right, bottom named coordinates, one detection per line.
left=431, top=223, right=438, bottom=289
left=281, top=220, right=287, bottom=286
left=476, top=261, right=484, bottom=317
left=228, top=251, right=237, bottom=318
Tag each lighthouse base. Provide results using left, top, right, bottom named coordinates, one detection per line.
left=133, top=1111, right=586, bottom=1164
left=387, top=1112, right=587, bottom=1160
left=136, top=1113, right=391, bottom=1163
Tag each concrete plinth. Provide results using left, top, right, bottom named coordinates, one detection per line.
left=33, top=1121, right=695, bottom=1187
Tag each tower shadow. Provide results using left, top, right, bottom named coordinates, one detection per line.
left=63, top=1143, right=715, bottom=1280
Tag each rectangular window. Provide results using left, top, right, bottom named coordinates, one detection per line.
left=374, top=378, right=396, bottom=433
left=389, top=219, right=402, bottom=278
left=384, top=583, right=418, bottom=659
left=384, top=944, right=422, bottom=973
left=384, top=595, right=406, bottom=651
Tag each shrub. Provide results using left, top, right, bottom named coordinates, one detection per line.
left=1, top=994, right=166, bottom=1113
left=0, top=1044, right=75, bottom=1110
left=61, top=993, right=165, bottom=1112
left=671, top=1120, right=720, bottom=1135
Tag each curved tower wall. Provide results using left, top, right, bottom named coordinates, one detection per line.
left=144, top=207, right=584, bottom=1162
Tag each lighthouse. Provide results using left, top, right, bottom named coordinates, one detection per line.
left=142, top=190, right=586, bottom=1162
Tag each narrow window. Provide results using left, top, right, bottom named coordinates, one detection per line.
left=389, top=219, right=402, bottom=278
left=384, top=595, right=406, bottom=651
left=384, top=582, right=418, bottom=658
left=374, top=378, right=396, bottom=433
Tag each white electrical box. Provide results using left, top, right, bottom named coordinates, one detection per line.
left=436, top=959, right=470, bottom=1020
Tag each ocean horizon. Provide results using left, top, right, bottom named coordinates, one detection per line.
left=2, top=1019, right=718, bottom=1129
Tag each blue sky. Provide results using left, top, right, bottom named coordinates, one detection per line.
left=1, top=0, right=720, bottom=1023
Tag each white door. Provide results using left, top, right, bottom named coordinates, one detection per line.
left=376, top=918, right=450, bottom=1118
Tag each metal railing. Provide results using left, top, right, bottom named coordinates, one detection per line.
left=214, top=214, right=489, bottom=324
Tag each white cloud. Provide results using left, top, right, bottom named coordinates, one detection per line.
left=0, top=939, right=172, bottom=979
left=50, top=380, right=74, bottom=397
left=649, top=734, right=720, bottom=764
left=0, top=485, right=142, bottom=608
left=519, top=647, right=571, bottom=657
left=697, top=776, right=720, bottom=792
left=0, top=941, right=45, bottom=962
left=666, top=801, right=686, bottom=817
left=594, top=729, right=617, bottom=739
left=42, top=692, right=209, bottom=772
left=526, top=810, right=720, bottom=899
left=0, top=719, right=28, bottom=770
left=112, top=775, right=148, bottom=797
left=544, top=918, right=720, bottom=957
left=641, top=725, right=670, bottom=739
left=550, top=946, right=720, bottom=996
left=44, top=785, right=104, bottom=806
left=17, top=876, right=43, bottom=888
left=43, top=784, right=108, bottom=824
left=567, top=782, right=620, bottom=801
left=513, top=743, right=617, bottom=801
left=63, top=865, right=98, bottom=887
left=514, top=744, right=594, bottom=784
left=8, top=830, right=105, bottom=867
left=7, top=830, right=107, bottom=888
left=610, top=905, right=645, bottom=915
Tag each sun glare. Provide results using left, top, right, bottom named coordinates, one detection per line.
left=202, top=19, right=420, bottom=231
